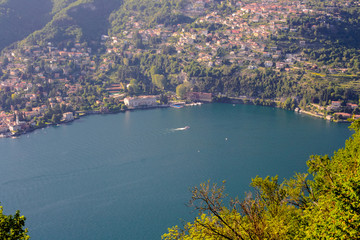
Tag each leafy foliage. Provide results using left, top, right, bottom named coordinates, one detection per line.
left=21, top=0, right=122, bottom=48
left=0, top=205, right=29, bottom=240
left=109, top=0, right=192, bottom=35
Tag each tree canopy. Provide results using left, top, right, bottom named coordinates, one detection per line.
left=0, top=205, right=29, bottom=240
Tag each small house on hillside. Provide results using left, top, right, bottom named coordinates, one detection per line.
left=331, top=101, right=342, bottom=110
left=347, top=103, right=358, bottom=109
left=334, top=112, right=352, bottom=119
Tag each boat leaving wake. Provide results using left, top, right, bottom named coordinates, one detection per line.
left=172, top=126, right=190, bottom=131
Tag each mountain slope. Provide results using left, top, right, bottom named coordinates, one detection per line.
left=0, top=0, right=53, bottom=50
left=21, top=0, right=122, bottom=48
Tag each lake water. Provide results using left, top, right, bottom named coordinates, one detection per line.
left=0, top=103, right=352, bottom=239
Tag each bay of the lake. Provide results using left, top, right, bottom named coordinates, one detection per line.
left=0, top=103, right=352, bottom=239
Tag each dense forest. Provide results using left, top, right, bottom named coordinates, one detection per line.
left=0, top=0, right=52, bottom=50
left=20, top=0, right=123, bottom=49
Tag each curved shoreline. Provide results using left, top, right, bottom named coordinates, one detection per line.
left=1, top=100, right=352, bottom=139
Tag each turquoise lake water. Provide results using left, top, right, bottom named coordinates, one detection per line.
left=0, top=103, right=352, bottom=239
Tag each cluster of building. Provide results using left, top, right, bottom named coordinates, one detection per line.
left=0, top=41, right=113, bottom=133
left=0, top=0, right=358, bottom=135
left=307, top=100, right=360, bottom=121
left=3, top=43, right=95, bottom=77
left=102, top=0, right=351, bottom=73
left=0, top=42, right=98, bottom=135
left=327, top=101, right=360, bottom=120
left=0, top=110, right=74, bottom=136
left=0, top=42, right=96, bottom=98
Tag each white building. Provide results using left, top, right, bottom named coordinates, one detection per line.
left=331, top=101, right=342, bottom=110
left=9, top=124, right=21, bottom=132
left=124, top=96, right=157, bottom=108
left=264, top=61, right=273, bottom=68
left=62, top=112, right=74, bottom=122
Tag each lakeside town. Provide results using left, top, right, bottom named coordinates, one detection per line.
left=1, top=0, right=360, bottom=137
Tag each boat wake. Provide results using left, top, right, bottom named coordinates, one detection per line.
left=172, top=126, right=190, bottom=131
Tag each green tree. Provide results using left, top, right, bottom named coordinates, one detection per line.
left=127, top=79, right=140, bottom=95
left=123, top=58, right=130, bottom=66
left=2, top=57, right=9, bottom=67
left=176, top=84, right=188, bottom=99
left=159, top=93, right=168, bottom=104
left=152, top=74, right=167, bottom=89
left=51, top=113, right=62, bottom=123
left=0, top=205, right=29, bottom=240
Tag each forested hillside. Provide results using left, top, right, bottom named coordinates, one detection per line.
left=163, top=120, right=360, bottom=239
left=21, top=0, right=123, bottom=49
left=0, top=0, right=52, bottom=50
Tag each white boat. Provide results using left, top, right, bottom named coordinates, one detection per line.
left=173, top=126, right=190, bottom=131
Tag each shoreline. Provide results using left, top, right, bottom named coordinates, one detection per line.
left=298, top=109, right=325, bottom=119
left=1, top=100, right=352, bottom=139
left=298, top=109, right=351, bottom=123
left=0, top=103, right=176, bottom=139
left=224, top=97, right=353, bottom=124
